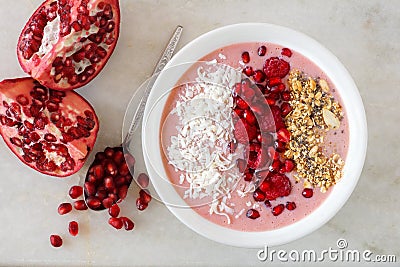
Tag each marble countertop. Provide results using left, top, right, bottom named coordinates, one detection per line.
left=0, top=0, right=399, bottom=266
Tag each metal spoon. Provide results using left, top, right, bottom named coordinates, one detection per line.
left=84, top=26, right=183, bottom=210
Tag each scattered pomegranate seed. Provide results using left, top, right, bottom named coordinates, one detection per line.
left=68, top=185, right=83, bottom=199
left=272, top=204, right=285, bottom=216
left=139, top=189, right=152, bottom=204
left=121, top=217, right=135, bottom=231
left=136, top=198, right=148, bottom=211
left=264, top=200, right=272, bottom=208
left=253, top=188, right=266, bottom=202
left=302, top=188, right=314, bottom=198
left=269, top=159, right=281, bottom=173
left=108, top=217, right=123, bottom=230
left=286, top=202, right=296, bottom=210
left=281, top=102, right=292, bottom=117
left=244, top=172, right=254, bottom=182
left=108, top=204, right=120, bottom=218
left=246, top=209, right=260, bottom=219
left=281, top=91, right=291, bottom=101
left=58, top=203, right=72, bottom=215
left=257, top=45, right=267, bottom=56
left=50, top=234, right=63, bottom=247
left=258, top=179, right=271, bottom=192
left=241, top=51, right=250, bottom=63
left=281, top=48, right=292, bottom=57
left=73, top=200, right=88, bottom=210
left=268, top=77, right=281, bottom=87
left=68, top=221, right=79, bottom=236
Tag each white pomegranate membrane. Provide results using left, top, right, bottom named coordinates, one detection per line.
left=160, top=42, right=349, bottom=231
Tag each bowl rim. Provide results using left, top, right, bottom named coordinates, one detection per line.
left=141, top=23, right=368, bottom=248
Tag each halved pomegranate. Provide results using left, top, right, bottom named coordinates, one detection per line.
left=17, top=0, right=120, bottom=91
left=0, top=78, right=99, bottom=177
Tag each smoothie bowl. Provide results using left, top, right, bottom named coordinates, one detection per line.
left=140, top=23, right=367, bottom=247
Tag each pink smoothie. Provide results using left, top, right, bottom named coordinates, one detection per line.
left=160, top=42, right=349, bottom=232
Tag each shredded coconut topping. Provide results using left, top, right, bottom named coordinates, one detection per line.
left=167, top=62, right=242, bottom=223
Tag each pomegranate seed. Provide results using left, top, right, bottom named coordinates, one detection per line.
left=281, top=102, right=292, bottom=117
left=118, top=185, right=128, bottom=200
left=121, top=217, right=135, bottom=231
left=281, top=48, right=292, bottom=57
left=50, top=235, right=63, bottom=247
left=84, top=181, right=96, bottom=196
left=246, top=209, right=260, bottom=219
left=268, top=77, right=281, bottom=87
left=108, top=217, right=123, bottom=230
left=241, top=51, right=250, bottom=63
left=86, top=196, right=102, bottom=209
left=281, top=91, right=291, bottom=101
left=302, top=188, right=314, bottom=198
left=243, top=109, right=256, bottom=125
left=258, top=45, right=267, bottom=56
left=242, top=66, right=254, bottom=76
left=102, top=197, right=114, bottom=209
left=73, top=200, right=88, bottom=210
left=69, top=185, right=83, bottom=199
left=108, top=204, right=120, bottom=218
left=283, top=159, right=295, bottom=172
left=236, top=98, right=249, bottom=109
left=244, top=172, right=253, bottom=182
left=277, top=128, right=290, bottom=143
left=136, top=198, right=148, bottom=211
left=253, top=70, right=266, bottom=83
left=264, top=200, right=272, bottom=208
left=274, top=140, right=286, bottom=153
left=253, top=188, right=266, bottom=202
left=272, top=204, right=285, bottom=216
left=286, top=202, right=296, bottom=210
left=69, top=221, right=79, bottom=236
left=139, top=189, right=152, bottom=204
left=58, top=203, right=72, bottom=215
left=269, top=159, right=281, bottom=173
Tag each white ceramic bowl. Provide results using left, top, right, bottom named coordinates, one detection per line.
left=141, top=23, right=367, bottom=248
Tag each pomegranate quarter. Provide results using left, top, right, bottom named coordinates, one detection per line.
left=0, top=78, right=99, bottom=177
left=17, top=0, right=120, bottom=91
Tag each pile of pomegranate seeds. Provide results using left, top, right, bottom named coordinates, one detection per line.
left=235, top=46, right=316, bottom=219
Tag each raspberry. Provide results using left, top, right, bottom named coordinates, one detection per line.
left=264, top=174, right=292, bottom=200
left=263, top=57, right=290, bottom=78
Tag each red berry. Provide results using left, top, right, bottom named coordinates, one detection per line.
left=108, top=204, right=120, bottom=218
left=272, top=204, right=285, bottom=216
left=264, top=174, right=292, bottom=201
left=263, top=57, right=290, bottom=78
left=283, top=159, right=295, bottom=173
left=68, top=221, right=79, bottom=236
left=69, top=185, right=83, bottom=199
left=58, top=203, right=72, bottom=215
left=241, top=51, right=250, bottom=63
left=286, top=201, right=296, bottom=210
left=302, top=188, right=314, bottom=198
left=50, top=235, right=63, bottom=247
left=246, top=209, right=260, bottom=219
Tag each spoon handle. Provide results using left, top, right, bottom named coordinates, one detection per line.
left=124, top=26, right=183, bottom=144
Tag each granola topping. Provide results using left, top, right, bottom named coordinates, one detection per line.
left=284, top=70, right=345, bottom=193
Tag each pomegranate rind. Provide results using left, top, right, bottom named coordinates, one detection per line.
left=0, top=77, right=99, bottom=177
left=17, top=0, right=121, bottom=91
